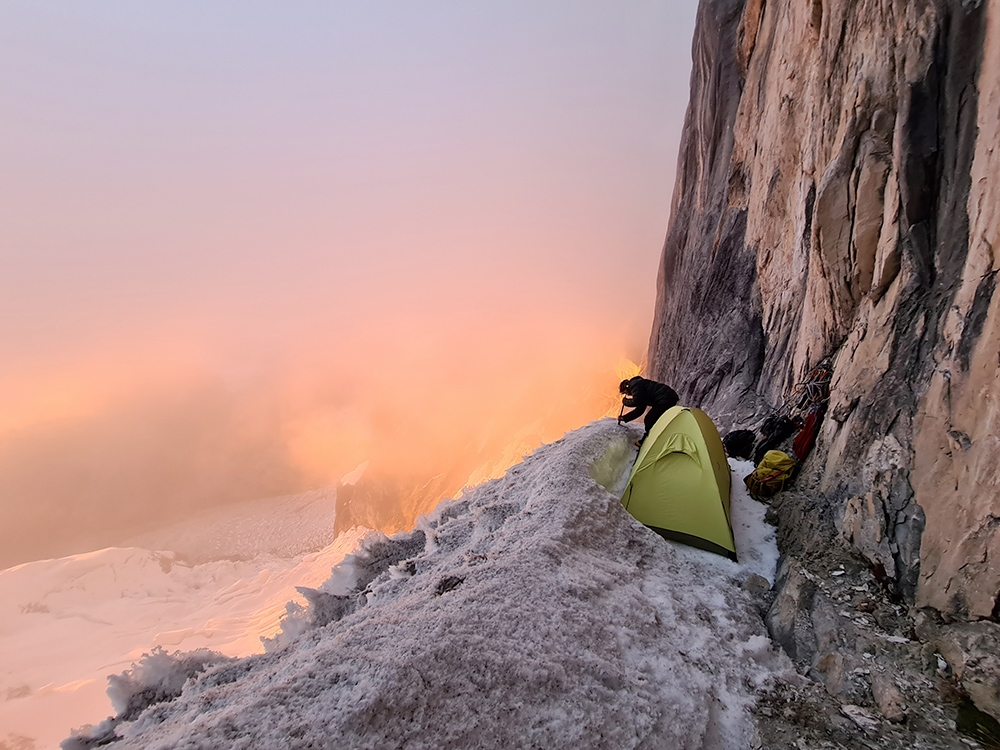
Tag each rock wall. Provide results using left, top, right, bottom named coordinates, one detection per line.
left=650, top=0, right=998, bottom=622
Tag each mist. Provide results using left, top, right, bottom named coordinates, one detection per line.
left=0, top=1, right=697, bottom=567
left=0, top=310, right=641, bottom=567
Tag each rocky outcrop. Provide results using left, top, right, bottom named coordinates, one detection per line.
left=649, top=0, right=1000, bottom=730
left=650, top=0, right=998, bottom=621
left=911, top=1, right=1000, bottom=622
left=916, top=610, right=1000, bottom=722
left=648, top=0, right=765, bottom=429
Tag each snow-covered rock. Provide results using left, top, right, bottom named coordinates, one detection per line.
left=65, top=419, right=789, bottom=749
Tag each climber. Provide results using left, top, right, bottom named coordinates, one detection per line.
left=617, top=376, right=680, bottom=441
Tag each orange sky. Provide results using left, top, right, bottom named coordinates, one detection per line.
left=0, top=1, right=698, bottom=566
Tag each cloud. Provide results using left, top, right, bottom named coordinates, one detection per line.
left=0, top=312, right=635, bottom=568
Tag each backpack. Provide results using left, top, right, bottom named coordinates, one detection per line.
left=722, top=429, right=756, bottom=460
left=744, top=450, right=797, bottom=501
left=792, top=403, right=825, bottom=460
left=752, top=416, right=800, bottom=464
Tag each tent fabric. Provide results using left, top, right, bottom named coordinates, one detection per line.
left=621, top=406, right=737, bottom=561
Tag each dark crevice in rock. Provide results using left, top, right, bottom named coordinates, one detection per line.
left=957, top=269, right=998, bottom=371
left=809, top=0, right=822, bottom=38
left=956, top=697, right=1000, bottom=748
left=802, top=181, right=816, bottom=252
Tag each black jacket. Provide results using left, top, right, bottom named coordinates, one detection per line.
left=620, top=377, right=679, bottom=423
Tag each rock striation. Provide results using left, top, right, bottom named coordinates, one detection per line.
left=649, top=0, right=1000, bottom=728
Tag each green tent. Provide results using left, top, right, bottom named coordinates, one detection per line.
left=621, top=406, right=737, bottom=561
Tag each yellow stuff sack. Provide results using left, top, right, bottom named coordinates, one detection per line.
left=744, top=450, right=797, bottom=501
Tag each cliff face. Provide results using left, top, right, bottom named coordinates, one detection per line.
left=650, top=0, right=998, bottom=622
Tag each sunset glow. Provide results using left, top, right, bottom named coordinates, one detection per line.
left=0, top=1, right=697, bottom=568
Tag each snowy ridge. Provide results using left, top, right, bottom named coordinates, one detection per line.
left=67, top=418, right=790, bottom=749
left=120, top=487, right=340, bottom=564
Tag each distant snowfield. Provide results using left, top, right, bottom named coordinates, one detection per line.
left=53, top=418, right=790, bottom=750
left=0, top=490, right=362, bottom=750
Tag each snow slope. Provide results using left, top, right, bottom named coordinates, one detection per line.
left=0, top=509, right=363, bottom=750
left=67, top=418, right=790, bottom=749
left=120, top=487, right=340, bottom=564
